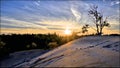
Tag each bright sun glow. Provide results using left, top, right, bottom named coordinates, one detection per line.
left=64, top=29, right=72, bottom=35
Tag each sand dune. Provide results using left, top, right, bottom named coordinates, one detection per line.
left=0, top=36, right=120, bottom=67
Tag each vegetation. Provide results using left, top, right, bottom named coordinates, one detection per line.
left=88, top=5, right=110, bottom=35
left=0, top=33, right=79, bottom=60
left=82, top=24, right=89, bottom=34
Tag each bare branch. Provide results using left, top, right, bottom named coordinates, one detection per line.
left=88, top=5, right=110, bottom=35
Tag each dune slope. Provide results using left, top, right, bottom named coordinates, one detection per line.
left=1, top=36, right=120, bottom=67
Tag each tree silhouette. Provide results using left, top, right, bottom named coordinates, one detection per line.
left=82, top=24, right=89, bottom=34
left=88, top=5, right=110, bottom=35
left=0, top=33, right=79, bottom=59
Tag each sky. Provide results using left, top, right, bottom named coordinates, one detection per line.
left=0, top=0, right=120, bottom=35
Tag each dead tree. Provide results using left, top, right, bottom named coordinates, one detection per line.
left=88, top=5, right=110, bottom=35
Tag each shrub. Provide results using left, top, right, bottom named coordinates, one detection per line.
left=0, top=41, right=9, bottom=60
left=48, top=42, right=58, bottom=49
left=31, top=42, right=37, bottom=48
left=0, top=41, right=6, bottom=48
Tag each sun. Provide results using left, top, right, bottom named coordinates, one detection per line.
left=64, top=29, right=72, bottom=35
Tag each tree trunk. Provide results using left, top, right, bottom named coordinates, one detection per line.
left=99, top=18, right=102, bottom=35
left=96, top=24, right=99, bottom=35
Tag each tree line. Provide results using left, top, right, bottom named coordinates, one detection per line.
left=0, top=33, right=79, bottom=60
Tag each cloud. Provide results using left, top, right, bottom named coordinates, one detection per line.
left=103, top=0, right=106, bottom=2
left=21, top=1, right=72, bottom=22
left=1, top=16, right=80, bottom=31
left=47, top=27, right=64, bottom=30
left=70, top=6, right=81, bottom=22
left=1, top=0, right=119, bottom=34
left=1, top=17, right=48, bottom=29
left=69, top=1, right=90, bottom=24
left=111, top=1, right=120, bottom=6
left=34, top=1, right=40, bottom=6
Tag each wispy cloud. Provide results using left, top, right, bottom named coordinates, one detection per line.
left=1, top=0, right=119, bottom=34
left=70, top=6, right=81, bottom=22
left=111, top=0, right=120, bottom=6
left=34, top=1, right=40, bottom=6
left=1, top=17, right=48, bottom=29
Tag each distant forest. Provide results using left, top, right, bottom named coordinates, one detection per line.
left=0, top=33, right=119, bottom=60
left=0, top=33, right=80, bottom=60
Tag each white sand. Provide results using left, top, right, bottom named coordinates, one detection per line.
left=1, top=36, right=120, bottom=67
left=0, top=49, right=48, bottom=67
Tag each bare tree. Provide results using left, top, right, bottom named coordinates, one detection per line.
left=88, top=5, right=110, bottom=35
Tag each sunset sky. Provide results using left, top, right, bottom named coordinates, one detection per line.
left=1, top=0, right=120, bottom=35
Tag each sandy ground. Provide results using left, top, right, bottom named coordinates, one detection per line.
left=0, top=36, right=120, bottom=67
left=0, top=49, right=49, bottom=67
